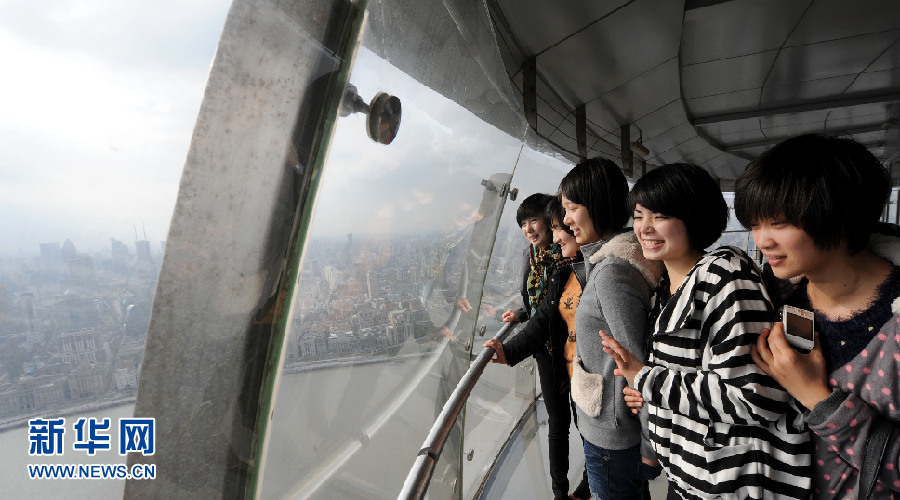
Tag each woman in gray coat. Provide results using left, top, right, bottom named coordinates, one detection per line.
left=559, top=158, right=662, bottom=500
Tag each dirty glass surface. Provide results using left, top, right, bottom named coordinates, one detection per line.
left=255, top=0, right=536, bottom=497
left=462, top=146, right=573, bottom=498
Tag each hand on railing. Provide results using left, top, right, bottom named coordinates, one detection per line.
left=482, top=339, right=507, bottom=364
left=501, top=309, right=520, bottom=323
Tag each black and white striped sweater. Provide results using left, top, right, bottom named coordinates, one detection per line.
left=635, top=246, right=812, bottom=499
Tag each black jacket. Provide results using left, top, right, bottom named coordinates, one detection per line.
left=502, top=254, right=581, bottom=395
left=514, top=246, right=531, bottom=321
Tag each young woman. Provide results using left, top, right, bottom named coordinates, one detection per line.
left=602, top=163, right=811, bottom=499
left=560, top=158, right=662, bottom=500
left=496, top=192, right=575, bottom=498
left=735, top=134, right=900, bottom=498
left=502, top=192, right=560, bottom=325
left=484, top=197, right=590, bottom=500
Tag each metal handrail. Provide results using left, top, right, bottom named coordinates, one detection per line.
left=397, top=321, right=516, bottom=500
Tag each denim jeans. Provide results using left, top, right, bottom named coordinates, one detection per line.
left=583, top=440, right=644, bottom=500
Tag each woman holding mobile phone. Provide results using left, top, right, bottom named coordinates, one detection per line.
left=735, top=133, right=900, bottom=498
left=601, top=163, right=811, bottom=499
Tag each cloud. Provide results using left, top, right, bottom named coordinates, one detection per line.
left=0, top=0, right=231, bottom=254
left=0, top=0, right=227, bottom=71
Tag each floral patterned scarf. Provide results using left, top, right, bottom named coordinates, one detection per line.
left=526, top=243, right=559, bottom=315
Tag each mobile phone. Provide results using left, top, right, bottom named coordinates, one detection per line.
left=781, top=305, right=815, bottom=354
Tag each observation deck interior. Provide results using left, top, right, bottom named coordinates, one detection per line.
left=3, top=1, right=899, bottom=499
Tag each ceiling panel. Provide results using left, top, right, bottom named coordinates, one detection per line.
left=759, top=75, right=860, bottom=104
left=680, top=0, right=806, bottom=65
left=485, top=0, right=900, bottom=181
left=699, top=116, right=776, bottom=137
left=659, top=136, right=717, bottom=166
left=816, top=103, right=896, bottom=123
left=870, top=40, right=900, bottom=72
left=819, top=118, right=891, bottom=136
left=758, top=121, right=839, bottom=139
left=537, top=0, right=683, bottom=105
left=633, top=101, right=690, bottom=138
left=758, top=110, right=831, bottom=128
left=495, top=0, right=627, bottom=57
left=700, top=124, right=766, bottom=146
left=786, top=0, right=900, bottom=45
left=648, top=123, right=702, bottom=160
left=681, top=52, right=777, bottom=99
left=582, top=59, right=681, bottom=133
left=766, top=32, right=899, bottom=87
left=847, top=70, right=900, bottom=93
left=686, top=89, right=761, bottom=117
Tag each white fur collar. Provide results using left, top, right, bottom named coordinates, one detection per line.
left=866, top=233, right=900, bottom=315
left=588, top=232, right=663, bottom=288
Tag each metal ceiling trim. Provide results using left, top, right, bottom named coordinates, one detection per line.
left=722, top=123, right=890, bottom=151
left=692, top=88, right=900, bottom=126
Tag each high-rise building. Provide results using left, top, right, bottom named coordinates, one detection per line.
left=134, top=240, right=154, bottom=276
left=124, top=301, right=151, bottom=337
left=110, top=238, right=130, bottom=276
left=366, top=272, right=380, bottom=299
left=67, top=254, right=97, bottom=283
left=61, top=239, right=77, bottom=262
left=40, top=242, right=65, bottom=279
left=60, top=328, right=98, bottom=364
left=324, top=266, right=339, bottom=293
left=135, top=240, right=152, bottom=263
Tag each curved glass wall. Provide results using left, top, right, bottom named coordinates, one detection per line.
left=253, top=0, right=585, bottom=497
left=461, top=146, right=575, bottom=499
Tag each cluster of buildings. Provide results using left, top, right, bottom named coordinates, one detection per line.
left=284, top=230, right=523, bottom=365
left=0, top=228, right=527, bottom=419
left=0, top=237, right=160, bottom=421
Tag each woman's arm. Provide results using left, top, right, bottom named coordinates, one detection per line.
left=495, top=274, right=557, bottom=366
left=591, top=261, right=652, bottom=362
left=795, top=315, right=900, bottom=491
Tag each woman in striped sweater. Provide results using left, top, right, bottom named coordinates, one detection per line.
left=601, top=163, right=812, bottom=499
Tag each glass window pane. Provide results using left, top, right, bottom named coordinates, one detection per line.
left=461, top=146, right=573, bottom=498
left=254, top=0, right=565, bottom=497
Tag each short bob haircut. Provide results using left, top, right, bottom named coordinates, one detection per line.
left=628, top=163, right=728, bottom=251
left=545, top=197, right=575, bottom=237
left=558, top=158, right=629, bottom=237
left=516, top=192, right=555, bottom=227
left=734, top=134, right=890, bottom=253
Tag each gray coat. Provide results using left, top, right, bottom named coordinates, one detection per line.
left=570, top=230, right=662, bottom=450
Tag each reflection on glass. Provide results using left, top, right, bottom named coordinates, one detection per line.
left=462, top=145, right=573, bottom=498
left=256, top=38, right=527, bottom=497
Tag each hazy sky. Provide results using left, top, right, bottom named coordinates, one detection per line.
left=0, top=0, right=575, bottom=257
left=0, top=0, right=232, bottom=255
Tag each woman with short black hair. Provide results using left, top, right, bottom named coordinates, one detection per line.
left=603, top=163, right=812, bottom=499
left=559, top=158, right=662, bottom=500
left=484, top=197, right=590, bottom=500
left=736, top=134, right=900, bottom=498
